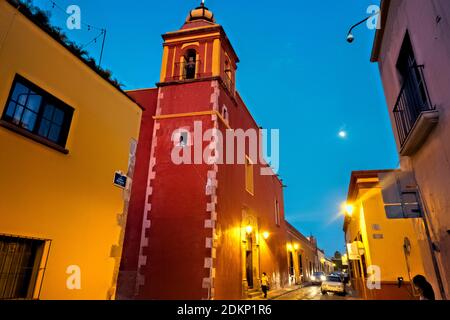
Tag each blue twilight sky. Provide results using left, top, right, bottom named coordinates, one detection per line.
left=32, top=0, right=399, bottom=257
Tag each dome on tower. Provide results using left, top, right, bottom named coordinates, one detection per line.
left=186, top=2, right=215, bottom=23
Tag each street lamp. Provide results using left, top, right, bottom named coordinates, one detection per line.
left=346, top=12, right=379, bottom=43
left=342, top=202, right=354, bottom=217
left=293, top=243, right=299, bottom=251
left=262, top=231, right=270, bottom=240
left=345, top=204, right=354, bottom=216
left=245, top=225, right=253, bottom=234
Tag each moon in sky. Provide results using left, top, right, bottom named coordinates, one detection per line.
left=338, top=130, right=347, bottom=138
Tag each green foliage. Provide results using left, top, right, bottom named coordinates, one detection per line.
left=8, top=0, right=125, bottom=89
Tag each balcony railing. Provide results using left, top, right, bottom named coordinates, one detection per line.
left=393, top=65, right=435, bottom=148
left=169, top=60, right=203, bottom=81
left=224, top=71, right=234, bottom=93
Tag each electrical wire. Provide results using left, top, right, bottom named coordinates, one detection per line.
left=47, top=0, right=104, bottom=31
left=80, top=29, right=105, bottom=49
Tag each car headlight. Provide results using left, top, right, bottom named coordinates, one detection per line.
left=321, top=276, right=326, bottom=281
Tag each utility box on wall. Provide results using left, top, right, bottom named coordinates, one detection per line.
left=379, top=171, right=422, bottom=219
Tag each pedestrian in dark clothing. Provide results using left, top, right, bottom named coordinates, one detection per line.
left=261, top=272, right=269, bottom=298
left=413, top=274, right=435, bottom=300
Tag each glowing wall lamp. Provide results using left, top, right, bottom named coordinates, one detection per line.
left=245, top=225, right=253, bottom=234
left=262, top=231, right=270, bottom=240
left=287, top=243, right=293, bottom=251
left=293, top=243, right=299, bottom=251
left=342, top=202, right=354, bottom=217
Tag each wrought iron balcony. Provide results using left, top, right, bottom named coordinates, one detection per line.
left=393, top=65, right=438, bottom=155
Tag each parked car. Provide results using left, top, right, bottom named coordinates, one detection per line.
left=330, top=271, right=350, bottom=284
left=310, top=272, right=326, bottom=285
left=321, top=275, right=346, bottom=295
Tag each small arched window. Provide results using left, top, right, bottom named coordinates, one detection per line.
left=172, top=128, right=191, bottom=147
left=222, top=105, right=229, bottom=123
left=185, top=49, right=197, bottom=80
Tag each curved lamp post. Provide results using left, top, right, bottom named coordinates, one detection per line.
left=346, top=12, right=380, bottom=43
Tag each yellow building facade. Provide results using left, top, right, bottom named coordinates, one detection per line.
left=0, top=1, right=142, bottom=299
left=343, top=170, right=430, bottom=300
left=285, top=222, right=319, bottom=285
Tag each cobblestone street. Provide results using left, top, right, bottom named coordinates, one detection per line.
left=273, top=285, right=356, bottom=300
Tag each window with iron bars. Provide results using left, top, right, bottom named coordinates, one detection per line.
left=0, top=235, right=46, bottom=300
left=394, top=33, right=434, bottom=147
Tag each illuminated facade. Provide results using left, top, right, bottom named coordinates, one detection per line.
left=0, top=1, right=142, bottom=299
left=117, top=3, right=300, bottom=300
left=285, top=222, right=320, bottom=285
left=343, top=170, right=428, bottom=300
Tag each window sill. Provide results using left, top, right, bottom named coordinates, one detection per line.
left=399, top=110, right=439, bottom=156
left=0, top=120, right=69, bottom=155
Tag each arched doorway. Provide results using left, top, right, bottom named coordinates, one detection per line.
left=241, top=210, right=260, bottom=296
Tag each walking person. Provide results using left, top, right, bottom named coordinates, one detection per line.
left=261, top=272, right=270, bottom=299
left=413, top=275, right=435, bottom=300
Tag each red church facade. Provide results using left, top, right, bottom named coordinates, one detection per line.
left=117, top=3, right=302, bottom=300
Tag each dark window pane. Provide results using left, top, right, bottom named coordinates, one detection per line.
left=43, top=104, right=55, bottom=120
left=48, top=124, right=61, bottom=143
left=3, top=77, right=73, bottom=149
left=13, top=105, right=24, bottom=124
left=11, top=82, right=29, bottom=104
left=26, top=93, right=42, bottom=112
left=21, top=110, right=38, bottom=131
left=38, top=119, right=51, bottom=137
left=5, top=101, right=16, bottom=117
left=52, top=108, right=64, bottom=125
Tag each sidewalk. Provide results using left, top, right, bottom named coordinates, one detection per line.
left=344, top=283, right=363, bottom=300
left=247, top=282, right=312, bottom=300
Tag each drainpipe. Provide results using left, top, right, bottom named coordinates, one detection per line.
left=415, top=186, right=447, bottom=300
left=401, top=169, right=447, bottom=300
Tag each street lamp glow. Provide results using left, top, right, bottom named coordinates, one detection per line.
left=287, top=243, right=293, bottom=251
left=293, top=243, right=299, bottom=250
left=345, top=204, right=354, bottom=216
left=262, top=231, right=270, bottom=240
left=245, top=225, right=253, bottom=234
left=342, top=202, right=354, bottom=217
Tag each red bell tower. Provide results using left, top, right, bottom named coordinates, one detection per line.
left=159, top=2, right=238, bottom=92
left=118, top=2, right=240, bottom=300
left=118, top=2, right=288, bottom=300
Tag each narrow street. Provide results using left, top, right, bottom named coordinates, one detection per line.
left=2, top=0, right=449, bottom=305
left=274, top=285, right=355, bottom=300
